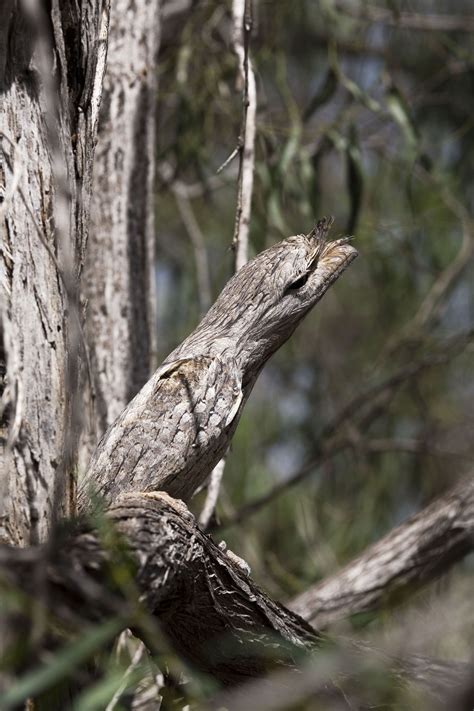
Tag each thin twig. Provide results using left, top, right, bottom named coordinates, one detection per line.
left=366, top=437, right=473, bottom=461
left=216, top=144, right=241, bottom=175
left=231, top=0, right=257, bottom=272
left=105, top=640, right=145, bottom=711
left=158, top=160, right=229, bottom=198
left=411, top=184, right=474, bottom=331
left=382, top=178, right=474, bottom=359
left=173, top=187, right=212, bottom=314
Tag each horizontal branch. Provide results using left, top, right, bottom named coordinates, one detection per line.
left=289, top=476, right=474, bottom=626
left=210, top=643, right=474, bottom=711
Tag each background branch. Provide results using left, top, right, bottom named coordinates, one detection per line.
left=289, top=476, right=474, bottom=627
left=199, top=0, right=258, bottom=528
left=173, top=186, right=212, bottom=314
left=335, top=2, right=474, bottom=33
left=231, top=0, right=256, bottom=272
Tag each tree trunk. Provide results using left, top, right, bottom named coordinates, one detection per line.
left=80, top=0, right=160, bottom=467
left=0, top=0, right=109, bottom=546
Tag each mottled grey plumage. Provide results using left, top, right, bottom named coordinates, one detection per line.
left=79, top=218, right=357, bottom=509
left=80, top=356, right=241, bottom=504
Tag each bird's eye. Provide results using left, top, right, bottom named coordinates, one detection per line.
left=285, top=271, right=310, bottom=294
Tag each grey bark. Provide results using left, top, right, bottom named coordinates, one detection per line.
left=0, top=491, right=471, bottom=701
left=0, top=492, right=319, bottom=688
left=79, top=219, right=357, bottom=507
left=0, top=0, right=109, bottom=546
left=212, top=648, right=474, bottom=711
left=2, top=6, right=470, bottom=701
left=289, top=476, right=474, bottom=627
left=81, top=0, right=160, bottom=467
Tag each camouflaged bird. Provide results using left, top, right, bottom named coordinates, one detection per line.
left=78, top=218, right=357, bottom=509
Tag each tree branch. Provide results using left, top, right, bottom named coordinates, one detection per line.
left=1, top=487, right=472, bottom=705
left=198, top=0, right=258, bottom=524
left=231, top=0, right=256, bottom=272
left=199, top=455, right=227, bottom=530
left=289, top=476, right=474, bottom=627
left=381, top=181, right=474, bottom=361
left=0, top=492, right=318, bottom=691
left=173, top=186, right=212, bottom=315
left=210, top=643, right=474, bottom=711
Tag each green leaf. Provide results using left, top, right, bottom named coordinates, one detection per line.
left=329, top=44, right=381, bottom=113
left=386, top=86, right=419, bottom=154
left=268, top=190, right=289, bottom=234
left=0, top=618, right=124, bottom=709
left=279, top=126, right=301, bottom=176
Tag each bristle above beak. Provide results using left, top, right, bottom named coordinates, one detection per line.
left=307, top=215, right=335, bottom=242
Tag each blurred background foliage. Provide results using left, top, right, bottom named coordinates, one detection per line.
left=156, top=0, right=474, bottom=626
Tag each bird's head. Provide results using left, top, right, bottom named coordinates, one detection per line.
left=179, top=218, right=358, bottom=378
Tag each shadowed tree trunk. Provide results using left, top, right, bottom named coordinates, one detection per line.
left=0, top=0, right=109, bottom=546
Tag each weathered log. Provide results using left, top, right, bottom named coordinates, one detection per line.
left=79, top=219, right=357, bottom=508
left=0, top=492, right=319, bottom=688
left=1, top=490, right=471, bottom=702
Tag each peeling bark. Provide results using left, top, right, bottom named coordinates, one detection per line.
left=0, top=1, right=109, bottom=545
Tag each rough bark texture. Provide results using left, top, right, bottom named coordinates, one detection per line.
left=79, top=221, right=357, bottom=507
left=0, top=492, right=319, bottom=687
left=289, top=476, right=474, bottom=627
left=1, top=490, right=471, bottom=699
left=0, top=0, right=109, bottom=546
left=81, top=0, right=160, bottom=468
